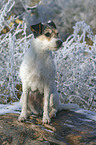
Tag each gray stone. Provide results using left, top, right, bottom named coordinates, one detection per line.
left=0, top=111, right=96, bottom=145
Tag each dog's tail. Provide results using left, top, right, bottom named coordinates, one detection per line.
left=58, top=103, right=79, bottom=111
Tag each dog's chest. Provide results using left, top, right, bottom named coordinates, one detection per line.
left=20, top=49, right=56, bottom=92
left=33, top=51, right=56, bottom=79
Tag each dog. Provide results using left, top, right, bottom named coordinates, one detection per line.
left=18, top=21, right=78, bottom=124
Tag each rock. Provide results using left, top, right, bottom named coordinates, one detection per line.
left=0, top=111, right=96, bottom=145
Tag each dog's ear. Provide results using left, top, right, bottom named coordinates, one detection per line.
left=30, top=23, right=43, bottom=36
left=47, top=21, right=56, bottom=29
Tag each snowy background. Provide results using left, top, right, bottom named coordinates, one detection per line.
left=0, top=0, right=96, bottom=113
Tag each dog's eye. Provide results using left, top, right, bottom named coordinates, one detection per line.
left=45, top=32, right=51, bottom=37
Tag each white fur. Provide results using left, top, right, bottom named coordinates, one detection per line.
left=34, top=37, right=59, bottom=51
left=18, top=36, right=78, bottom=124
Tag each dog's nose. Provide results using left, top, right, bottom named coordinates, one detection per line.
left=56, top=40, right=63, bottom=48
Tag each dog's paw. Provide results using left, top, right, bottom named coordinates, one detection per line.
left=18, top=114, right=27, bottom=122
left=49, top=111, right=56, bottom=118
left=49, top=109, right=57, bottom=118
left=42, top=115, right=51, bottom=124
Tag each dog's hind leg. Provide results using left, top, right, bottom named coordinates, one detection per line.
left=49, top=91, right=59, bottom=118
left=49, top=90, right=78, bottom=117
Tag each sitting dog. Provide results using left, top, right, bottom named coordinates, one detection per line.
left=18, top=21, right=78, bottom=124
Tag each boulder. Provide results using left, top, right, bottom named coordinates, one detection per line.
left=0, top=111, right=96, bottom=145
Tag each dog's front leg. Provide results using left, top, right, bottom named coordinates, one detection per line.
left=43, top=85, right=50, bottom=124
left=18, top=85, right=28, bottom=122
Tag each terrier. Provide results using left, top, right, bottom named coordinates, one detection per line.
left=18, top=21, right=78, bottom=124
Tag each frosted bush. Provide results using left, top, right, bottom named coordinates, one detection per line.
left=0, top=0, right=32, bottom=103
left=0, top=0, right=96, bottom=111
left=55, top=21, right=96, bottom=111
left=0, top=21, right=33, bottom=103
left=0, top=0, right=15, bottom=31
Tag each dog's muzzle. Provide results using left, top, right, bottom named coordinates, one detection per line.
left=56, top=40, right=63, bottom=48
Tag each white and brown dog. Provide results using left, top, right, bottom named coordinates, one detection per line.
left=18, top=21, right=78, bottom=124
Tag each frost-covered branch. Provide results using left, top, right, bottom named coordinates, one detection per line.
left=0, top=0, right=15, bottom=31
left=0, top=0, right=32, bottom=103
left=55, top=21, right=96, bottom=111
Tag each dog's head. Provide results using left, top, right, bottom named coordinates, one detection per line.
left=30, top=21, right=62, bottom=51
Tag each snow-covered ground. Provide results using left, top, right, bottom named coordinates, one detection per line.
left=0, top=102, right=21, bottom=115
left=0, top=102, right=96, bottom=122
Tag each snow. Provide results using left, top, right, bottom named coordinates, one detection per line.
left=0, top=102, right=21, bottom=115
left=0, top=103, right=96, bottom=122
left=75, top=109, right=96, bottom=121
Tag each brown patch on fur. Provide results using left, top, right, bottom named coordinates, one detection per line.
left=44, top=28, right=52, bottom=34
left=28, top=90, right=44, bottom=115
left=37, top=28, right=58, bottom=41
left=51, top=32, right=58, bottom=38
